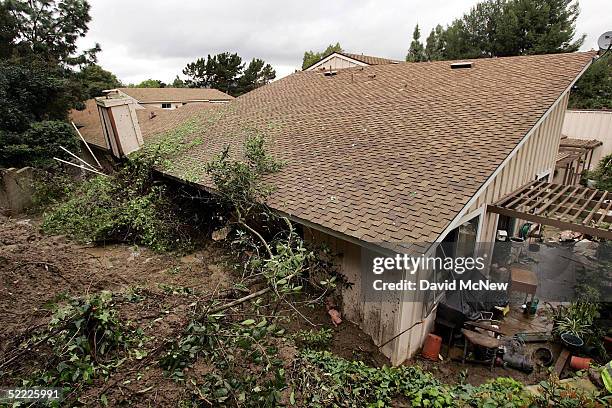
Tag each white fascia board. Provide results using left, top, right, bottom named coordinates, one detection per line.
left=306, top=52, right=368, bottom=71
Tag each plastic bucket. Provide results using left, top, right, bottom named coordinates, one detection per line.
left=422, top=334, right=442, bottom=361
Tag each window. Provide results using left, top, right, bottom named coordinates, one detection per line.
left=161, top=103, right=171, bottom=109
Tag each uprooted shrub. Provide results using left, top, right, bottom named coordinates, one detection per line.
left=13, top=292, right=144, bottom=390
left=160, top=315, right=288, bottom=407
left=42, top=154, right=194, bottom=251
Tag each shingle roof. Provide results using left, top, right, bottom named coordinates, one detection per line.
left=340, top=52, right=399, bottom=66
left=138, top=103, right=220, bottom=138
left=119, top=87, right=233, bottom=103
left=143, top=53, right=595, bottom=247
left=70, top=99, right=107, bottom=148
left=70, top=99, right=225, bottom=149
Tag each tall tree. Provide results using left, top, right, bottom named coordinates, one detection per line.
left=422, top=0, right=584, bottom=61
left=78, top=64, right=121, bottom=98
left=302, top=42, right=342, bottom=70
left=237, top=58, right=275, bottom=95
left=425, top=25, right=445, bottom=61
left=0, top=0, right=98, bottom=168
left=183, top=53, right=275, bottom=97
left=170, top=75, right=185, bottom=88
left=182, top=56, right=212, bottom=88
left=183, top=53, right=244, bottom=92
left=569, top=54, right=612, bottom=110
left=211, top=52, right=244, bottom=94
left=0, top=2, right=17, bottom=58
left=406, top=24, right=426, bottom=62
left=3, top=0, right=100, bottom=66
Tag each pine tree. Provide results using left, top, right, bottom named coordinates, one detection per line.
left=425, top=25, right=445, bottom=61
left=406, top=25, right=426, bottom=62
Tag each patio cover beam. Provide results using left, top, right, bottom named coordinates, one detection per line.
left=488, top=182, right=612, bottom=240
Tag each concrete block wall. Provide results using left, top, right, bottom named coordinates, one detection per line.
left=0, top=167, right=35, bottom=215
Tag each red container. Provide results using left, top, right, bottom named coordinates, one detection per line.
left=569, top=356, right=592, bottom=370
left=422, top=334, right=442, bottom=361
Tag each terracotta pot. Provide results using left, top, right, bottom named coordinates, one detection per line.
left=570, top=356, right=592, bottom=370
left=422, top=333, right=442, bottom=361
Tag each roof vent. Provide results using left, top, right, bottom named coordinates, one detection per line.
left=323, top=70, right=337, bottom=76
left=450, top=62, right=473, bottom=69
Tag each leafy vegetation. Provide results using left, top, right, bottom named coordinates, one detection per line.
left=0, top=118, right=80, bottom=167
left=569, top=53, right=612, bottom=110
left=161, top=316, right=287, bottom=406
left=19, top=292, right=144, bottom=389
left=532, top=372, right=609, bottom=408
left=406, top=25, right=426, bottom=62
left=42, top=154, right=192, bottom=251
left=414, top=0, right=583, bottom=61
left=129, top=78, right=166, bottom=88
left=294, top=350, right=535, bottom=407
left=293, top=328, right=333, bottom=350
left=77, top=63, right=122, bottom=98
left=551, top=299, right=599, bottom=339
left=586, top=154, right=612, bottom=192
left=0, top=0, right=102, bottom=168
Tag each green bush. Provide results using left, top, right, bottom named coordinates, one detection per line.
left=587, top=154, right=612, bottom=192
left=42, top=156, right=191, bottom=251
left=293, top=328, right=333, bottom=350
left=294, top=350, right=533, bottom=407
left=0, top=120, right=79, bottom=167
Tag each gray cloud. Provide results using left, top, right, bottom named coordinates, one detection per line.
left=78, top=0, right=610, bottom=84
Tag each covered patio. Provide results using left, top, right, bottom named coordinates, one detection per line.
left=488, top=180, right=612, bottom=240
left=554, top=137, right=603, bottom=185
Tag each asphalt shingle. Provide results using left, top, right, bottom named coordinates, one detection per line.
left=144, top=53, right=596, bottom=247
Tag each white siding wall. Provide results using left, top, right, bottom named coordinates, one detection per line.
left=562, top=110, right=612, bottom=169
left=305, top=55, right=366, bottom=71
left=468, top=92, right=569, bottom=243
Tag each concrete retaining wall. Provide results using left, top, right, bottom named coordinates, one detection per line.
left=0, top=167, right=35, bottom=215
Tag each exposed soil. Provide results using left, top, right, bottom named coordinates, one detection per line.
left=1, top=214, right=571, bottom=406
left=0, top=214, right=386, bottom=406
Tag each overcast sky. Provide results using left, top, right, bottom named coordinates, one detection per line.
left=78, top=0, right=610, bottom=85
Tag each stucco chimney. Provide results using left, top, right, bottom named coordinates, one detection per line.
left=95, top=95, right=144, bottom=157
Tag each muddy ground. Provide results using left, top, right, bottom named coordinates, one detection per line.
left=0, top=214, right=560, bottom=406
left=0, top=215, right=389, bottom=406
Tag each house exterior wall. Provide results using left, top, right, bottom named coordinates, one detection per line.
left=466, top=92, right=569, bottom=243
left=304, top=91, right=571, bottom=366
left=305, top=55, right=366, bottom=71
left=304, top=228, right=413, bottom=363
left=562, top=109, right=612, bottom=169
left=139, top=102, right=183, bottom=110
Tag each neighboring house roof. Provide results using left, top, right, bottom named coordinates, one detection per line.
left=340, top=52, right=400, bottom=66
left=69, top=88, right=231, bottom=149
left=135, top=53, right=595, bottom=248
left=137, top=103, right=220, bottom=138
left=70, top=99, right=107, bottom=148
left=119, top=87, right=233, bottom=103
left=304, top=51, right=399, bottom=70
